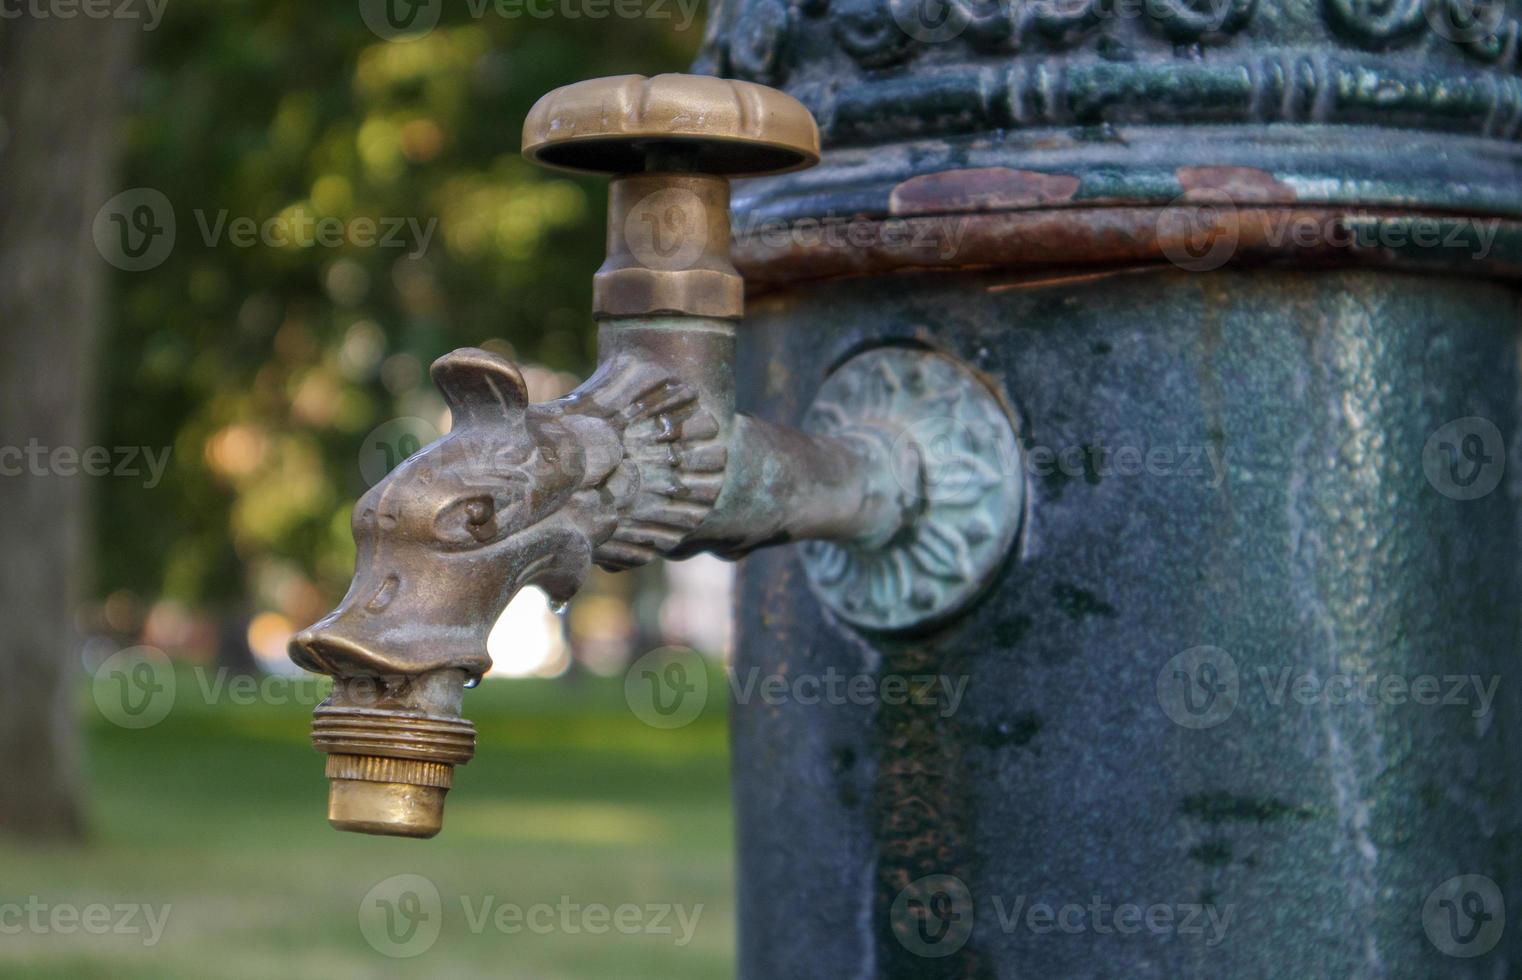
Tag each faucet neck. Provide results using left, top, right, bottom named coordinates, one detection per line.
left=595, top=172, right=742, bottom=320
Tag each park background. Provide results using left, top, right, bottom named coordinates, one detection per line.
left=0, top=3, right=737, bottom=977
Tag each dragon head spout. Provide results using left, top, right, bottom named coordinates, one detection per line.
left=289, top=348, right=621, bottom=681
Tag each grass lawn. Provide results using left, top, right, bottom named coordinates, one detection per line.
left=0, top=667, right=734, bottom=979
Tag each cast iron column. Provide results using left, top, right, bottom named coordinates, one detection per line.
left=700, top=0, right=1522, bottom=974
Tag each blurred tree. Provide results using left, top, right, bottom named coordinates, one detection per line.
left=0, top=17, right=136, bottom=839
left=96, top=2, right=698, bottom=655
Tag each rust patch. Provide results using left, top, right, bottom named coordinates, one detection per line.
left=735, top=207, right=1522, bottom=292
left=889, top=167, right=1081, bottom=216
left=1177, top=166, right=1297, bottom=204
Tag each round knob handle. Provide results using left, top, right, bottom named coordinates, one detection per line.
left=522, top=73, right=819, bottom=177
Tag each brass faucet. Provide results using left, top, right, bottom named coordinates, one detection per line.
left=289, top=74, right=1020, bottom=838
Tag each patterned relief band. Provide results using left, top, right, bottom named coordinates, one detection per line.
left=703, top=0, right=1522, bottom=230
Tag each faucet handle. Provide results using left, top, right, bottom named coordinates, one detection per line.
left=522, top=74, right=819, bottom=319
left=521, top=73, right=819, bottom=178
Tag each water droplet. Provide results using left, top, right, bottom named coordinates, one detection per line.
left=463, top=676, right=480, bottom=689
left=549, top=600, right=568, bottom=616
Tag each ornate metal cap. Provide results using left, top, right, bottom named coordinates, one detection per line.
left=521, top=73, right=820, bottom=176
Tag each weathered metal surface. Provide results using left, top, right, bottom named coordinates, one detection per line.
left=731, top=266, right=1522, bottom=977
left=696, top=0, right=1522, bottom=166
left=733, top=207, right=1522, bottom=289
left=521, top=72, right=820, bottom=176
left=801, top=347, right=1024, bottom=630
left=598, top=173, right=745, bottom=319
left=523, top=73, right=821, bottom=319
left=285, top=319, right=916, bottom=831
left=291, top=76, right=1008, bottom=839
left=700, top=0, right=1522, bottom=972
left=294, top=69, right=1048, bottom=835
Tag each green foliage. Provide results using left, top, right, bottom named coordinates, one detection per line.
left=96, top=1, right=700, bottom=611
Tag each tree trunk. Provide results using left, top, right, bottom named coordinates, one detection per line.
left=0, top=15, right=135, bottom=839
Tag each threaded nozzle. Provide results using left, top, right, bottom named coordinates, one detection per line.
left=311, top=704, right=476, bottom=839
